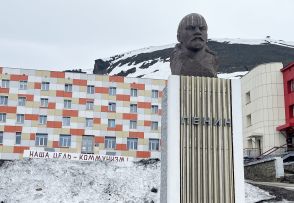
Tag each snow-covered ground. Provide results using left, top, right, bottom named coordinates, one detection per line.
left=0, top=159, right=160, bottom=203
left=0, top=158, right=291, bottom=203
left=245, top=183, right=274, bottom=203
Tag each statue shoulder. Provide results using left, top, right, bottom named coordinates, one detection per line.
left=205, top=47, right=219, bottom=64
left=170, top=44, right=186, bottom=75
left=205, top=47, right=217, bottom=56
left=205, top=47, right=219, bottom=74
left=171, top=43, right=181, bottom=57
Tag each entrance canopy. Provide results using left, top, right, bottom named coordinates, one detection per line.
left=277, top=124, right=294, bottom=133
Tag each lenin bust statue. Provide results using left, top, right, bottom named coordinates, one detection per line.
left=170, top=13, right=218, bottom=77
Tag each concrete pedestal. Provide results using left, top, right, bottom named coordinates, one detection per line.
left=161, top=75, right=245, bottom=203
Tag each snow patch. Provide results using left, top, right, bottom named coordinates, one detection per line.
left=109, top=61, right=247, bottom=80
left=245, top=183, right=274, bottom=203
left=217, top=71, right=248, bottom=79
left=69, top=66, right=248, bottom=80
left=212, top=38, right=294, bottom=48
left=103, top=44, right=175, bottom=63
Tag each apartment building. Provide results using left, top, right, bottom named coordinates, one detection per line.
left=0, top=67, right=166, bottom=160
left=242, top=62, right=286, bottom=157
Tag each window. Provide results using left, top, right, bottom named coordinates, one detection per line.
left=59, top=134, right=71, bottom=147
left=105, top=137, right=116, bottom=149
left=149, top=139, right=160, bottom=151
left=87, top=85, right=94, bottom=94
left=86, top=118, right=93, bottom=127
left=152, top=90, right=159, bottom=98
left=130, top=104, right=137, bottom=113
left=247, top=139, right=253, bottom=149
left=18, top=97, right=26, bottom=106
left=40, top=98, right=48, bottom=107
left=247, top=114, right=252, bottom=127
left=19, top=81, right=27, bottom=90
left=64, top=99, right=72, bottom=109
left=130, top=120, right=137, bottom=129
left=0, top=132, right=3, bottom=144
left=245, top=91, right=251, bottom=104
left=41, top=82, right=50, bottom=91
left=108, top=119, right=115, bottom=128
left=151, top=105, right=159, bottom=114
left=35, top=133, right=48, bottom=147
left=15, top=132, right=21, bottom=145
left=16, top=114, right=24, bottom=124
left=291, top=80, right=294, bottom=92
left=109, top=87, right=116, bottom=96
left=65, top=84, right=72, bottom=92
left=127, top=138, right=138, bottom=150
left=39, top=115, right=47, bottom=125
left=108, top=102, right=116, bottom=112
left=151, top=121, right=158, bottom=130
left=2, top=79, right=9, bottom=88
left=0, top=113, right=6, bottom=122
left=0, top=96, right=8, bottom=105
left=131, top=88, right=137, bottom=97
left=86, top=101, right=94, bottom=110
left=62, top=117, right=71, bottom=126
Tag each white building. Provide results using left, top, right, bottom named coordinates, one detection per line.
left=241, top=62, right=286, bottom=157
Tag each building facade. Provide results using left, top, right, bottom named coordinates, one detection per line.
left=0, top=67, right=166, bottom=160
left=242, top=63, right=286, bottom=157
left=277, top=62, right=294, bottom=151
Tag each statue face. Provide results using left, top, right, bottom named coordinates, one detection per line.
left=177, top=14, right=208, bottom=51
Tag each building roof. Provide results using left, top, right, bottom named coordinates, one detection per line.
left=281, top=62, right=294, bottom=72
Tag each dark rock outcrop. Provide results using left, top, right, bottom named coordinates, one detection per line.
left=93, top=59, right=110, bottom=74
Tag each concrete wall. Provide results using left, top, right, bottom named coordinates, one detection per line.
left=244, top=157, right=284, bottom=181
left=160, top=87, right=168, bottom=203
left=284, top=162, right=294, bottom=173
left=231, top=79, right=245, bottom=203
left=160, top=75, right=180, bottom=203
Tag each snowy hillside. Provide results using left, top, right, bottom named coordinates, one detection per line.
left=0, top=159, right=290, bottom=203
left=91, top=38, right=294, bottom=80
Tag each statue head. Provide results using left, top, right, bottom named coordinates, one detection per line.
left=177, top=13, right=208, bottom=51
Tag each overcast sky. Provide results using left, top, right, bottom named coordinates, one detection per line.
left=0, top=0, right=293, bottom=71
